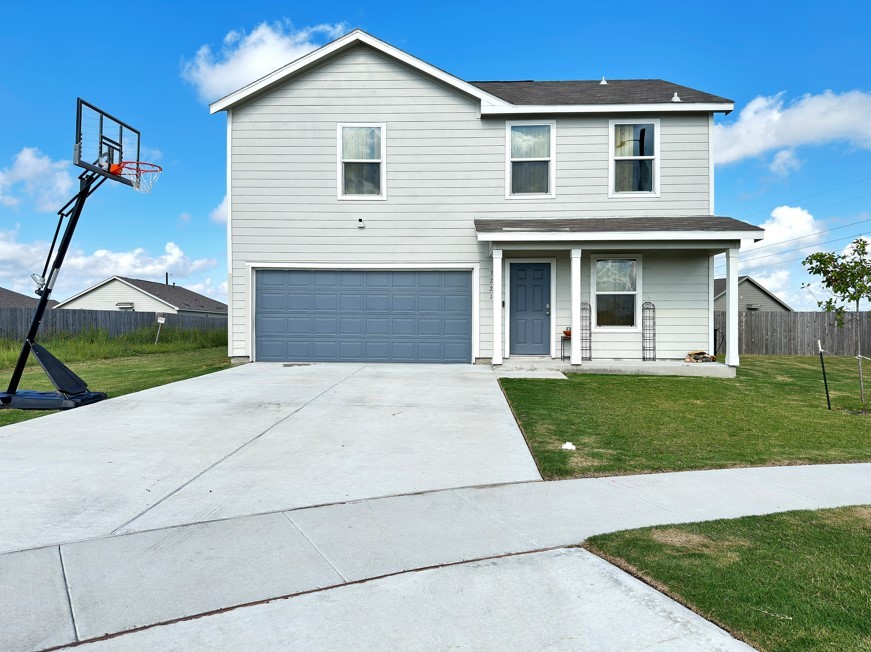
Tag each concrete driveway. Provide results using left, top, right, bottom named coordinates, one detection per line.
left=0, top=362, right=540, bottom=553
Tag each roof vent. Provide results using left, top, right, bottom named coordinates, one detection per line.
left=599, top=76, right=608, bottom=85
left=671, top=92, right=682, bottom=103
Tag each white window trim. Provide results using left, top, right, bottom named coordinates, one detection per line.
left=337, top=123, right=387, bottom=201
left=505, top=120, right=556, bottom=200
left=591, top=254, right=643, bottom=332
left=608, top=119, right=660, bottom=199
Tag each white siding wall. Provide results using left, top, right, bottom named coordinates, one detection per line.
left=229, top=44, right=713, bottom=358
left=58, top=280, right=175, bottom=313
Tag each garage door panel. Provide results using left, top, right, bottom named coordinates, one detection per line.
left=255, top=270, right=472, bottom=363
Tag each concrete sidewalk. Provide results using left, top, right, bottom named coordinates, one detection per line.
left=3, top=463, right=868, bottom=651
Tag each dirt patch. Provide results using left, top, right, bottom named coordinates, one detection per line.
left=567, top=453, right=605, bottom=470
left=818, top=505, right=871, bottom=530
left=650, top=528, right=750, bottom=564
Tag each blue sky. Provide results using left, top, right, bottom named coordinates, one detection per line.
left=1, top=0, right=869, bottom=308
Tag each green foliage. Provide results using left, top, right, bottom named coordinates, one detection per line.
left=501, top=355, right=870, bottom=479
left=587, top=506, right=871, bottom=651
left=803, top=237, right=871, bottom=326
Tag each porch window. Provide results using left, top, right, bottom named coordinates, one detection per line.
left=338, top=124, right=386, bottom=199
left=610, top=120, right=659, bottom=196
left=594, top=258, right=639, bottom=327
left=506, top=121, right=555, bottom=197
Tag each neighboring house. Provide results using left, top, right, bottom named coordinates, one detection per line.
left=54, top=277, right=227, bottom=318
left=211, top=30, right=762, bottom=366
left=0, top=286, right=58, bottom=309
left=713, top=276, right=793, bottom=312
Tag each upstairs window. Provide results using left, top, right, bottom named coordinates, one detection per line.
left=506, top=121, right=555, bottom=198
left=594, top=258, right=640, bottom=328
left=338, top=124, right=386, bottom=199
left=610, top=120, right=659, bottom=197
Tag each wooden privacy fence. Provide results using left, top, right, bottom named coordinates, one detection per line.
left=714, top=310, right=871, bottom=356
left=0, top=307, right=226, bottom=340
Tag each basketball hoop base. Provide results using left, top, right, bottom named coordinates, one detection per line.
left=0, top=389, right=107, bottom=410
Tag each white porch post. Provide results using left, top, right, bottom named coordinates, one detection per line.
left=725, top=247, right=740, bottom=367
left=492, top=249, right=503, bottom=365
left=570, top=248, right=582, bottom=364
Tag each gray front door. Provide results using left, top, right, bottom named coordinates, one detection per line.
left=510, top=263, right=551, bottom=355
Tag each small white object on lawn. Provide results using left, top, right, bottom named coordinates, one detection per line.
left=561, top=442, right=576, bottom=450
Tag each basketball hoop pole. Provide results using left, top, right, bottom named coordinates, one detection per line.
left=4, top=171, right=107, bottom=402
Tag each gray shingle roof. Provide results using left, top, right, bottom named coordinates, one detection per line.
left=474, top=216, right=762, bottom=234
left=0, top=286, right=58, bottom=308
left=118, top=277, right=227, bottom=314
left=471, top=80, right=731, bottom=106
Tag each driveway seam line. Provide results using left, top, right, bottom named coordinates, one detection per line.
left=108, top=365, right=369, bottom=535
left=281, top=512, right=348, bottom=583
left=57, top=546, right=80, bottom=642
left=452, top=489, right=541, bottom=547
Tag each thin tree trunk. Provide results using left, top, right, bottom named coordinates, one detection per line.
left=857, top=299, right=866, bottom=413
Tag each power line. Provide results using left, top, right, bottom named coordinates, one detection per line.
left=735, top=216, right=871, bottom=253
left=738, top=174, right=871, bottom=221
left=722, top=231, right=869, bottom=266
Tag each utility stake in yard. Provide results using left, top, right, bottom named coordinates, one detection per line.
left=818, top=340, right=831, bottom=411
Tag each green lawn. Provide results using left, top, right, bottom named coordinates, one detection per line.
left=0, top=346, right=231, bottom=427
left=585, top=506, right=871, bottom=652
left=500, top=355, right=870, bottom=479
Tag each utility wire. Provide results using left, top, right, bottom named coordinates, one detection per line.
left=738, top=174, right=871, bottom=221
left=733, top=216, right=871, bottom=253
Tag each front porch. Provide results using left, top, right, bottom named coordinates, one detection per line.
left=492, top=356, right=736, bottom=379
left=477, top=216, right=764, bottom=370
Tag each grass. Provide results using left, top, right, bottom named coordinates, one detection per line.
left=500, top=355, right=871, bottom=479
left=585, top=506, right=871, bottom=652
left=0, top=327, right=231, bottom=427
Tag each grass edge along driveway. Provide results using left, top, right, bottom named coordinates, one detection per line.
left=585, top=505, right=871, bottom=652
left=0, top=346, right=231, bottom=427
left=500, top=355, right=871, bottom=479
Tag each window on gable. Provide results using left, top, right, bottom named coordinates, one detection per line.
left=594, top=258, right=639, bottom=327
left=507, top=122, right=554, bottom=197
left=611, top=122, right=657, bottom=194
left=339, top=124, right=385, bottom=199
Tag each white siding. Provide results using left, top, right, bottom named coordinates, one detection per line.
left=229, top=44, right=714, bottom=358
left=58, top=280, right=176, bottom=313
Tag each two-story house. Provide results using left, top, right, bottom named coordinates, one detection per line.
left=211, top=30, right=762, bottom=370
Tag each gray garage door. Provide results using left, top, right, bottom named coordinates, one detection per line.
left=255, top=270, right=472, bottom=363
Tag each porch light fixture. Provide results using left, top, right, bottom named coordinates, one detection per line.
left=357, top=218, right=366, bottom=229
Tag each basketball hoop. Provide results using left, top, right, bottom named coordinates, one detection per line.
left=109, top=161, right=163, bottom=194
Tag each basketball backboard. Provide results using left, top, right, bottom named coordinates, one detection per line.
left=73, top=98, right=140, bottom=187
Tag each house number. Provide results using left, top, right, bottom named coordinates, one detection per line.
left=489, top=272, right=493, bottom=299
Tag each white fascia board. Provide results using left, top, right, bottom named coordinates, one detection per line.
left=53, top=276, right=119, bottom=308
left=481, top=102, right=734, bottom=116
left=210, top=30, right=510, bottom=114
left=476, top=230, right=763, bottom=243
left=54, top=276, right=178, bottom=310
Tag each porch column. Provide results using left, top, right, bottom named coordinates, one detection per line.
left=492, top=248, right=503, bottom=365
left=725, top=247, right=740, bottom=367
left=570, top=248, right=582, bottom=364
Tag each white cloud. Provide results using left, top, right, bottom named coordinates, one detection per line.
left=0, top=147, right=74, bottom=212
left=714, top=90, right=871, bottom=169
left=769, top=149, right=801, bottom=176
left=0, top=227, right=216, bottom=300
left=185, top=278, right=228, bottom=302
left=210, top=194, right=228, bottom=224
left=741, top=205, right=824, bottom=265
left=182, top=20, right=348, bottom=102
left=178, top=212, right=192, bottom=223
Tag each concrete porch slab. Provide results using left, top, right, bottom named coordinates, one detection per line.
left=495, top=358, right=735, bottom=378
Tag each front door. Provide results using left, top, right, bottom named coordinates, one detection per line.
left=510, top=263, right=551, bottom=355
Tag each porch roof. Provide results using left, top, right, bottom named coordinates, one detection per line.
left=474, top=216, right=763, bottom=243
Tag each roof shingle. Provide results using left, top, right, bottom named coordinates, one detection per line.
left=118, top=278, right=227, bottom=314
left=472, top=79, right=731, bottom=106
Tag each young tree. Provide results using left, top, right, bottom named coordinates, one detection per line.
left=803, top=237, right=871, bottom=412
